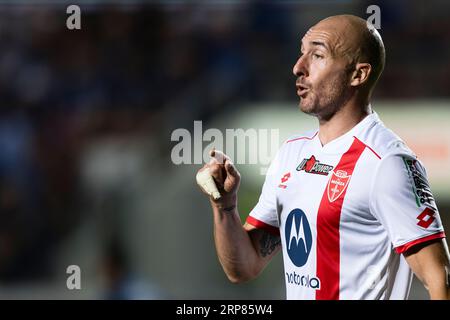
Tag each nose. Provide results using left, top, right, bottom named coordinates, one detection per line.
left=293, top=54, right=308, bottom=78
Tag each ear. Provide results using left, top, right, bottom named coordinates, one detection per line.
left=350, top=63, right=372, bottom=87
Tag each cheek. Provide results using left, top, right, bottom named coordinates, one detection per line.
left=312, top=65, right=347, bottom=92
left=309, top=62, right=331, bottom=87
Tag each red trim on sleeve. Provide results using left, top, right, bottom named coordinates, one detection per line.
left=395, top=231, right=446, bottom=254
left=286, top=131, right=318, bottom=143
left=246, top=216, right=280, bottom=236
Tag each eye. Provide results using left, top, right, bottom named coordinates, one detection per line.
left=312, top=53, right=323, bottom=59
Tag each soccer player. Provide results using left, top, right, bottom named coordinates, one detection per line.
left=196, top=15, right=450, bottom=299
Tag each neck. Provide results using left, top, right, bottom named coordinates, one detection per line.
left=317, top=98, right=371, bottom=146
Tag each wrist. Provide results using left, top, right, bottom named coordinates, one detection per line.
left=210, top=194, right=237, bottom=212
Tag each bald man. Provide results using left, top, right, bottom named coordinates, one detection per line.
left=197, top=15, right=450, bottom=300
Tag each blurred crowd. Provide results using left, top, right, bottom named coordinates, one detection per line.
left=0, top=0, right=449, bottom=291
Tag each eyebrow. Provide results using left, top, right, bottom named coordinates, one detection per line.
left=310, top=41, right=329, bottom=51
left=300, top=40, right=329, bottom=53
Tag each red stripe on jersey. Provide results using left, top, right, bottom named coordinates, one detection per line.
left=286, top=131, right=318, bottom=143
left=353, top=136, right=382, bottom=159
left=246, top=216, right=280, bottom=236
left=315, top=138, right=366, bottom=300
left=394, top=231, right=446, bottom=254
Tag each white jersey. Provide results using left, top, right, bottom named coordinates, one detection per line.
left=247, top=111, right=445, bottom=300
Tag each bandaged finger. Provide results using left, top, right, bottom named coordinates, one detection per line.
left=196, top=168, right=221, bottom=200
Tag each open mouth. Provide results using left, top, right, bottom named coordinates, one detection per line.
left=296, top=84, right=310, bottom=97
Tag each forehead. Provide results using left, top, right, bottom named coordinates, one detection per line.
left=301, top=22, right=348, bottom=52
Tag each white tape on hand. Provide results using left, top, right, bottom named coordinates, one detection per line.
left=196, top=168, right=221, bottom=200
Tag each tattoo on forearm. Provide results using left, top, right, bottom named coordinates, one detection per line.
left=259, top=231, right=281, bottom=257
left=223, top=205, right=236, bottom=212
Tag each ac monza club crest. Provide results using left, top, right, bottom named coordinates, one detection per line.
left=327, top=170, right=352, bottom=203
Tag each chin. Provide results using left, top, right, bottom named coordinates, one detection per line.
left=299, top=100, right=315, bottom=115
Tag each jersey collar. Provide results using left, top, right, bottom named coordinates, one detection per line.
left=313, top=110, right=380, bottom=155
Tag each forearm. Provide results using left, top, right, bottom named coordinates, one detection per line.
left=211, top=197, right=260, bottom=283
left=405, top=240, right=450, bottom=300
left=428, top=285, right=450, bottom=300
left=425, top=266, right=450, bottom=300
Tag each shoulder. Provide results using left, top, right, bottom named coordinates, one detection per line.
left=284, top=129, right=318, bottom=144
left=275, top=129, right=318, bottom=158
left=266, top=129, right=317, bottom=175
left=368, top=129, right=426, bottom=192
left=355, top=114, right=416, bottom=160
left=370, top=149, right=435, bottom=212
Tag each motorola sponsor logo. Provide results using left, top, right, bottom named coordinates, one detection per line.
left=284, top=208, right=320, bottom=290
left=285, top=271, right=320, bottom=289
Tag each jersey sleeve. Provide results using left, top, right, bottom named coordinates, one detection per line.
left=370, top=153, right=445, bottom=254
left=245, top=147, right=283, bottom=236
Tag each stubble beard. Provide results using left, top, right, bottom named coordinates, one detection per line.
left=299, top=74, right=352, bottom=122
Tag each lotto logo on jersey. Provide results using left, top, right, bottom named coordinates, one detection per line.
left=278, top=172, right=291, bottom=189
left=327, top=170, right=351, bottom=203
left=416, top=207, right=436, bottom=229
left=296, top=155, right=333, bottom=175
left=285, top=209, right=312, bottom=267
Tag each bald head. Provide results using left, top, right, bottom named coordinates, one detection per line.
left=310, top=15, right=385, bottom=91
left=293, top=14, right=386, bottom=119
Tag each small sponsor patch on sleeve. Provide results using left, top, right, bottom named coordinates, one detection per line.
left=402, top=157, right=436, bottom=209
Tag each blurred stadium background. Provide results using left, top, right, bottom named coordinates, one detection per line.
left=0, top=0, right=449, bottom=299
